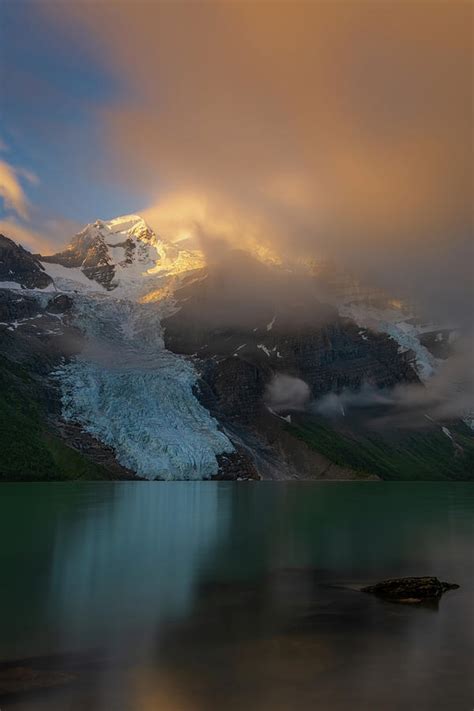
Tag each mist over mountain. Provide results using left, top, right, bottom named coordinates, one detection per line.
left=1, top=0, right=471, bottom=484
left=1, top=214, right=472, bottom=481
left=1, top=5, right=473, bottom=710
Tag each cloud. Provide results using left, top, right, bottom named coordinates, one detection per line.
left=0, top=158, right=35, bottom=219
left=265, top=374, right=311, bottom=413
left=0, top=137, right=83, bottom=252
left=312, top=334, right=474, bottom=427
left=41, top=1, right=472, bottom=322
left=0, top=214, right=81, bottom=254
left=0, top=218, right=52, bottom=253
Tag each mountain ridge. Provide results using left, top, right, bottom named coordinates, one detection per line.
left=40, top=214, right=205, bottom=293
left=1, top=215, right=472, bottom=481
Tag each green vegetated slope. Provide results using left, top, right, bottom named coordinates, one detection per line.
left=289, top=415, right=474, bottom=481
left=0, top=355, right=109, bottom=481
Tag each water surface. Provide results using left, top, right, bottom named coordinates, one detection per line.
left=0, top=482, right=472, bottom=710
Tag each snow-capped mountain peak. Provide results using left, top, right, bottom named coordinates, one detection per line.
left=76, top=214, right=156, bottom=246
left=41, top=214, right=205, bottom=296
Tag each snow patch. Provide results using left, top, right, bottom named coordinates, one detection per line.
left=233, top=343, right=247, bottom=355
left=266, top=315, right=276, bottom=331
left=42, top=214, right=206, bottom=301
left=0, top=280, right=23, bottom=290
left=42, top=262, right=102, bottom=292
left=340, top=302, right=437, bottom=381
left=441, top=426, right=453, bottom=441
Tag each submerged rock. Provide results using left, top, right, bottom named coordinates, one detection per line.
left=361, top=576, right=459, bottom=603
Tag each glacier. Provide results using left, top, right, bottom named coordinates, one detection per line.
left=45, top=215, right=234, bottom=480
left=338, top=301, right=438, bottom=382
left=28, top=212, right=473, bottom=476
left=56, top=295, right=234, bottom=479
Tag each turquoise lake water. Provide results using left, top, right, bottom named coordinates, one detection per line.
left=0, top=482, right=473, bottom=710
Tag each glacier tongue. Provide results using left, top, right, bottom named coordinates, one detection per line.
left=56, top=294, right=234, bottom=480
left=41, top=214, right=233, bottom=479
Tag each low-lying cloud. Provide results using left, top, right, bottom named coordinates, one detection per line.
left=265, top=374, right=311, bottom=414
left=265, top=331, right=473, bottom=428
left=314, top=334, right=474, bottom=427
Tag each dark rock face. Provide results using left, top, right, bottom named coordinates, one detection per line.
left=46, top=294, right=73, bottom=314
left=42, top=231, right=117, bottom=290
left=162, top=270, right=421, bottom=480
left=361, top=576, right=460, bottom=602
left=41, top=228, right=105, bottom=268
left=56, top=422, right=141, bottom=480
left=166, top=313, right=419, bottom=413
left=0, top=234, right=52, bottom=289
left=164, top=276, right=419, bottom=400
left=0, top=287, right=139, bottom=480
left=272, top=320, right=419, bottom=395
left=0, top=289, right=41, bottom=322
left=214, top=451, right=260, bottom=480
left=420, top=329, right=454, bottom=360
left=0, top=289, right=83, bottom=377
left=198, top=358, right=271, bottom=424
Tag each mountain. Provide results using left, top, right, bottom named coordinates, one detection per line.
left=0, top=234, right=52, bottom=289
left=41, top=214, right=204, bottom=292
left=0, top=215, right=472, bottom=481
left=162, top=264, right=473, bottom=481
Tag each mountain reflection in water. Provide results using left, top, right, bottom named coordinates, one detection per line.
left=0, top=482, right=472, bottom=710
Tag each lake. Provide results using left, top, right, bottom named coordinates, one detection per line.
left=0, top=482, right=473, bottom=710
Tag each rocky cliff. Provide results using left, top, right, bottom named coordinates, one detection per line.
left=0, top=235, right=52, bottom=289
left=161, top=269, right=423, bottom=479
left=0, top=288, right=137, bottom=480
left=1, top=218, right=471, bottom=481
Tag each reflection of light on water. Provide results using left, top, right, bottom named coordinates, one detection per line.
left=47, top=483, right=231, bottom=654
left=1, top=483, right=474, bottom=710
left=130, top=666, right=197, bottom=711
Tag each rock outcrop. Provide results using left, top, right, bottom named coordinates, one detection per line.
left=40, top=214, right=201, bottom=292
left=2, top=223, right=470, bottom=481
left=163, top=268, right=420, bottom=400
left=214, top=451, right=260, bottom=480
left=0, top=285, right=138, bottom=480
left=0, top=234, right=52, bottom=289
left=161, top=268, right=422, bottom=479
left=0, top=288, right=41, bottom=322
left=361, top=576, right=460, bottom=603
left=41, top=223, right=117, bottom=290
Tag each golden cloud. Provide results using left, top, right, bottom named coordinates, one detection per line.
left=42, top=0, right=472, bottom=316
left=0, top=159, right=33, bottom=219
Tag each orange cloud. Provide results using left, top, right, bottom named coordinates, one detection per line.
left=42, top=1, right=472, bottom=317
left=0, top=214, right=82, bottom=254
left=0, top=158, right=35, bottom=219
left=0, top=218, right=51, bottom=253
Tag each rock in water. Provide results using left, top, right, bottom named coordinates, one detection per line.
left=361, top=576, right=459, bottom=603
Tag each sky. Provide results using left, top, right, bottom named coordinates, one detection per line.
left=0, top=0, right=472, bottom=319
left=0, top=0, right=142, bottom=249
